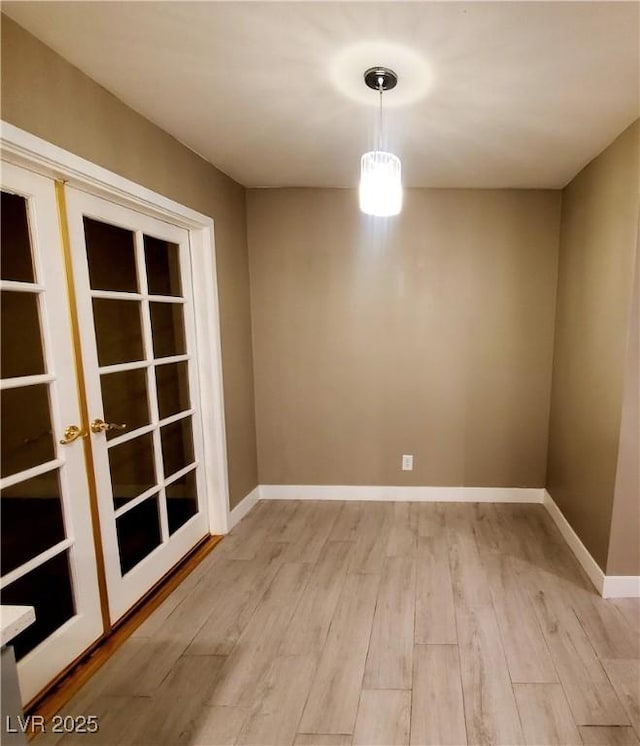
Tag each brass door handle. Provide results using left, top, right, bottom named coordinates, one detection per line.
left=60, top=425, right=88, bottom=445
left=90, top=418, right=127, bottom=434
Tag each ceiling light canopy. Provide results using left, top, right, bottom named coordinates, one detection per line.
left=359, top=66, right=402, bottom=218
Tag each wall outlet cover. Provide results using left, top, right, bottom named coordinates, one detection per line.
left=402, top=454, right=414, bottom=471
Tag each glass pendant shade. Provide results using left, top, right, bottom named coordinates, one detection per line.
left=359, top=150, right=403, bottom=217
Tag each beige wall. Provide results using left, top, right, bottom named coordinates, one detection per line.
left=547, top=121, right=640, bottom=571
left=606, top=241, right=639, bottom=576
left=0, top=16, right=258, bottom=509
left=248, top=188, right=561, bottom=487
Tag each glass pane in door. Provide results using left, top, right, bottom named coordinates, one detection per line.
left=1, top=551, right=76, bottom=661
left=149, top=302, right=186, bottom=358
left=144, top=235, right=182, bottom=296
left=156, top=361, right=191, bottom=419
left=108, top=432, right=157, bottom=509
left=1, top=470, right=65, bottom=575
left=160, top=417, right=194, bottom=478
left=116, top=496, right=162, bottom=574
left=92, top=298, right=144, bottom=366
left=166, top=469, right=198, bottom=535
left=85, top=218, right=138, bottom=293
left=1, top=192, right=34, bottom=282
left=100, top=367, right=150, bottom=441
left=1, top=291, right=45, bottom=378
left=1, top=384, right=55, bottom=477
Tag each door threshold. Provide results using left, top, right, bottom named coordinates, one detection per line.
left=24, top=534, right=223, bottom=736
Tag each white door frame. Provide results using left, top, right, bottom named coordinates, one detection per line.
left=1, top=121, right=231, bottom=536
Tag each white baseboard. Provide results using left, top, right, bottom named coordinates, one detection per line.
left=602, top=575, right=640, bottom=599
left=543, top=490, right=640, bottom=598
left=227, top=486, right=260, bottom=532
left=259, top=484, right=544, bottom=503
left=542, top=490, right=605, bottom=594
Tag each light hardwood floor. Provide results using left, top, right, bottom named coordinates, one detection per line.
left=36, top=500, right=640, bottom=746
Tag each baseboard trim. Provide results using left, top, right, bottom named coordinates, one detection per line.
left=601, top=575, right=640, bottom=599
left=259, top=484, right=545, bottom=503
left=543, top=490, right=640, bottom=598
left=542, top=489, right=605, bottom=594
left=227, top=486, right=260, bottom=531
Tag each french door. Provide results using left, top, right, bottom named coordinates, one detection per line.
left=1, top=163, right=210, bottom=703
left=0, top=164, right=103, bottom=701
left=65, top=189, right=209, bottom=623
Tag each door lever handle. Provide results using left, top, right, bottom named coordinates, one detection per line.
left=60, top=425, right=88, bottom=445
left=90, top=418, right=127, bottom=434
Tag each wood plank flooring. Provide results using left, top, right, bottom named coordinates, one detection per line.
left=37, top=500, right=640, bottom=746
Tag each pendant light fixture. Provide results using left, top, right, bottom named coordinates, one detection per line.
left=359, top=66, right=402, bottom=217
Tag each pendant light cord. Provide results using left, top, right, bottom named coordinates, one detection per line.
left=378, top=77, right=384, bottom=152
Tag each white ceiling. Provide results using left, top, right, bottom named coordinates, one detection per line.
left=4, top=1, right=639, bottom=189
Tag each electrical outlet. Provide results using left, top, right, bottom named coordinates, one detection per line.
left=402, top=454, right=413, bottom=471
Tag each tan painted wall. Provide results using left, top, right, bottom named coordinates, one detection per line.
left=547, top=120, right=640, bottom=571
left=607, top=241, right=639, bottom=576
left=0, top=16, right=258, bottom=509
left=248, top=188, right=561, bottom=487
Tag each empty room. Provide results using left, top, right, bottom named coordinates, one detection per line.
left=0, top=2, right=638, bottom=745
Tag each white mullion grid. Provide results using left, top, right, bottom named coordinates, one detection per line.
left=152, top=353, right=191, bottom=368
left=135, top=229, right=169, bottom=542
left=0, top=280, right=45, bottom=293
left=0, top=373, right=55, bottom=390
left=97, top=354, right=189, bottom=378
left=164, top=462, right=198, bottom=489
left=156, top=230, right=201, bottom=526
left=0, top=459, right=63, bottom=490
left=105, top=421, right=156, bottom=449
left=98, top=359, right=149, bottom=376
left=0, top=538, right=73, bottom=590
left=1, top=177, right=82, bottom=618
left=147, top=294, right=185, bottom=305
left=31, top=213, right=73, bottom=553
left=90, top=289, right=143, bottom=301
left=158, top=408, right=195, bottom=429
left=114, top=463, right=199, bottom=521
left=113, top=485, right=161, bottom=519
